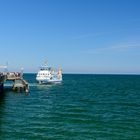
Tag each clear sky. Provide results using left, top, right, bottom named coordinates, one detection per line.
left=0, top=0, right=140, bottom=74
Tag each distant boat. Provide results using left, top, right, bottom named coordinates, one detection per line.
left=36, top=61, right=62, bottom=84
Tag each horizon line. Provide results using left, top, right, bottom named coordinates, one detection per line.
left=23, top=72, right=140, bottom=75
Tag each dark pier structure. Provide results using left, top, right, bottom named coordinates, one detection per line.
left=0, top=74, right=4, bottom=93
left=0, top=72, right=29, bottom=93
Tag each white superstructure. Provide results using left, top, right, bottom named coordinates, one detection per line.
left=36, top=63, right=62, bottom=84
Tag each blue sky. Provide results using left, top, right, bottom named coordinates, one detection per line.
left=0, top=0, right=140, bottom=74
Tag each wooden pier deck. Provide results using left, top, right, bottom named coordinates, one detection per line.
left=0, top=72, right=29, bottom=93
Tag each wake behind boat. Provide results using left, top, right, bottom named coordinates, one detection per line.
left=36, top=62, right=62, bottom=84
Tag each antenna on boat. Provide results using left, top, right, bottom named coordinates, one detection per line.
left=44, top=60, right=47, bottom=66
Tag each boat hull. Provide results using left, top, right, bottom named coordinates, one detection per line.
left=36, top=77, right=62, bottom=84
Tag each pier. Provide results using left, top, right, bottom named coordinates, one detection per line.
left=0, top=74, right=5, bottom=93
left=0, top=72, right=29, bottom=93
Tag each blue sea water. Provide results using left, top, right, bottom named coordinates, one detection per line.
left=0, top=74, right=140, bottom=140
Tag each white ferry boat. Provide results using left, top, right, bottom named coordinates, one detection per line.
left=36, top=62, right=62, bottom=84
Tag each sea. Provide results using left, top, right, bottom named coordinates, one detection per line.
left=0, top=74, right=140, bottom=140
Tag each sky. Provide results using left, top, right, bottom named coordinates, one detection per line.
left=0, top=0, right=140, bottom=74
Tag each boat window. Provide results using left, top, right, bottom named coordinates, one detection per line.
left=40, top=67, right=52, bottom=71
